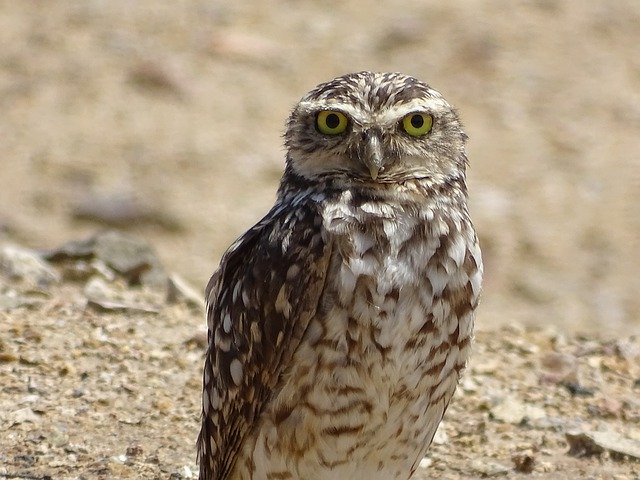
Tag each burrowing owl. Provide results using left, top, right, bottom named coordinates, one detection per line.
left=198, top=71, right=482, bottom=480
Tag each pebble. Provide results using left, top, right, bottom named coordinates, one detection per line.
left=0, top=245, right=60, bottom=288
left=512, top=451, right=536, bottom=473
left=7, top=407, right=40, bottom=425
left=469, top=459, right=510, bottom=477
left=167, top=273, right=204, bottom=309
left=566, top=430, right=640, bottom=460
left=539, top=352, right=579, bottom=384
left=44, top=231, right=168, bottom=288
left=93, top=230, right=167, bottom=287
left=84, top=277, right=160, bottom=314
left=0, top=290, right=43, bottom=311
left=490, top=395, right=546, bottom=425
left=126, top=444, right=144, bottom=457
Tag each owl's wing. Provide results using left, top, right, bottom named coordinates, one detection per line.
left=197, top=202, right=332, bottom=480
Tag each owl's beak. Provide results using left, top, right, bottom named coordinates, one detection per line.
left=363, top=132, right=384, bottom=180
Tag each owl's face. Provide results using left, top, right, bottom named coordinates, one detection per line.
left=285, top=72, right=467, bottom=185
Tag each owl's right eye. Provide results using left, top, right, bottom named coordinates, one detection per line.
left=401, top=113, right=433, bottom=137
left=316, top=111, right=348, bottom=135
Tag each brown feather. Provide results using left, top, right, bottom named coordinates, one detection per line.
left=197, top=201, right=333, bottom=480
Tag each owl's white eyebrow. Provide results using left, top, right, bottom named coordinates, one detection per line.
left=298, top=101, right=360, bottom=118
left=300, top=97, right=449, bottom=126
left=377, top=98, right=449, bottom=123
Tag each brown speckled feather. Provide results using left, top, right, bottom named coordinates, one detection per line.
left=198, top=71, right=482, bottom=480
left=197, top=200, right=333, bottom=480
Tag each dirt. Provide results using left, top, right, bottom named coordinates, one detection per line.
left=1, top=1, right=640, bottom=479
left=1, top=269, right=639, bottom=479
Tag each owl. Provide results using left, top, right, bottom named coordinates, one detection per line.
left=197, top=71, right=482, bottom=480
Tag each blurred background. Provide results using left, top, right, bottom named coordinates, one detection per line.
left=1, top=0, right=638, bottom=334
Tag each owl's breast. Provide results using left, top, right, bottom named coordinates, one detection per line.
left=316, top=194, right=480, bottom=384
left=244, top=194, right=482, bottom=480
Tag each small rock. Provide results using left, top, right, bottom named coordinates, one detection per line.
left=72, top=388, right=86, bottom=398
left=562, top=382, right=594, bottom=397
left=166, top=274, right=203, bottom=309
left=86, top=298, right=159, bottom=315
left=587, top=355, right=602, bottom=369
left=181, top=465, right=194, bottom=479
left=84, top=277, right=159, bottom=314
left=118, top=415, right=143, bottom=425
left=41, top=238, right=95, bottom=261
left=20, top=354, right=43, bottom=366
left=512, top=452, right=536, bottom=473
left=91, top=259, right=117, bottom=281
left=93, top=231, right=167, bottom=287
left=566, top=430, right=640, bottom=460
left=14, top=454, right=36, bottom=467
left=45, top=231, right=168, bottom=287
left=469, top=458, right=510, bottom=477
left=19, top=394, right=40, bottom=404
left=539, top=352, right=579, bottom=385
left=0, top=290, right=43, bottom=311
left=58, top=363, right=76, bottom=377
left=65, top=443, right=89, bottom=454
left=58, top=259, right=95, bottom=281
left=490, top=396, right=546, bottom=425
left=126, top=444, right=144, bottom=457
left=27, top=377, right=41, bottom=393
left=84, top=276, right=116, bottom=303
left=0, top=245, right=60, bottom=288
left=7, top=407, right=40, bottom=425
left=111, top=454, right=128, bottom=464
left=614, top=338, right=640, bottom=361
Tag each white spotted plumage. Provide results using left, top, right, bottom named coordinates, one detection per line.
left=198, top=72, right=482, bottom=480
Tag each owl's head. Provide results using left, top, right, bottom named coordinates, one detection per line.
left=284, top=72, right=467, bottom=185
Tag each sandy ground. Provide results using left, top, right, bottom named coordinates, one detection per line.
left=1, top=0, right=639, bottom=334
left=1, top=268, right=639, bottom=479
left=1, top=1, right=640, bottom=479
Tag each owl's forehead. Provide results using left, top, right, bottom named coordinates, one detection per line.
left=298, top=71, right=449, bottom=123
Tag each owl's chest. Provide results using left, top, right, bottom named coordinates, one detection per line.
left=246, top=200, right=480, bottom=480
left=318, top=204, right=457, bottom=378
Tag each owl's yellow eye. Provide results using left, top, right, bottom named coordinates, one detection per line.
left=402, top=113, right=433, bottom=137
left=316, top=110, right=348, bottom=135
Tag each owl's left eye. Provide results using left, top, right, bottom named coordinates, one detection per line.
left=401, top=113, right=433, bottom=137
left=316, top=111, right=348, bottom=135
